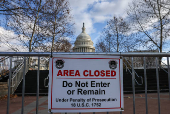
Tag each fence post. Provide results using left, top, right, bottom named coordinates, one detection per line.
left=36, top=57, right=40, bottom=114
left=21, top=57, right=26, bottom=114
left=167, top=57, right=170, bottom=99
left=131, top=57, right=135, bottom=114
left=6, top=57, right=12, bottom=114
left=144, top=57, right=148, bottom=114
left=156, top=57, right=161, bottom=114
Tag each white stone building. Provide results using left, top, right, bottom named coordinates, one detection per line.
left=73, top=23, right=95, bottom=52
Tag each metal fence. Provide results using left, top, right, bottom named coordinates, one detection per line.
left=1, top=52, right=170, bottom=114
left=9, top=57, right=29, bottom=94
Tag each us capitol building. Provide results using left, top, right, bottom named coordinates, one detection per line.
left=73, top=23, right=95, bottom=52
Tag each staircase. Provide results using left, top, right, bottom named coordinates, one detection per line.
left=0, top=56, right=28, bottom=96
left=14, top=69, right=169, bottom=95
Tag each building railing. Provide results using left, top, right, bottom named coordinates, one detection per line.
left=0, top=56, right=23, bottom=72
left=9, top=57, right=29, bottom=94
left=0, top=56, right=24, bottom=81
left=0, top=52, right=170, bottom=114
left=124, top=57, right=143, bottom=85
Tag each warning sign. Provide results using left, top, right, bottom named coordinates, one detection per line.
left=48, top=55, right=124, bottom=113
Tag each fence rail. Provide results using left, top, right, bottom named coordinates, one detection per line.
left=0, top=52, right=170, bottom=56
left=1, top=52, right=170, bottom=114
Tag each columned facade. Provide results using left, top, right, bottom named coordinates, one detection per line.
left=73, top=23, right=95, bottom=52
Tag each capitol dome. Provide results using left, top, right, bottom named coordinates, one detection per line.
left=73, top=23, right=95, bottom=52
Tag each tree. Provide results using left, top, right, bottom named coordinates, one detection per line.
left=42, top=0, right=74, bottom=53
left=95, top=38, right=109, bottom=52
left=127, top=0, right=170, bottom=53
left=3, top=0, right=48, bottom=52
left=34, top=38, right=72, bottom=69
left=0, top=0, right=27, bottom=15
left=0, top=0, right=74, bottom=52
left=37, top=38, right=72, bottom=52
left=96, top=16, right=135, bottom=52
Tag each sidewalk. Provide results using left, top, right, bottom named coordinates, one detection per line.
left=0, top=93, right=170, bottom=114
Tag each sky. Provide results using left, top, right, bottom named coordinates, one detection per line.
left=0, top=0, right=134, bottom=52
left=69, top=0, right=133, bottom=44
left=2, top=0, right=170, bottom=53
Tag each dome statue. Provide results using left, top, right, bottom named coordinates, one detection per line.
left=73, top=23, right=95, bottom=52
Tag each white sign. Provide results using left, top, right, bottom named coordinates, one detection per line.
left=48, top=55, right=124, bottom=113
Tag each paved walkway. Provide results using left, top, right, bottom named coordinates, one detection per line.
left=0, top=93, right=170, bottom=114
